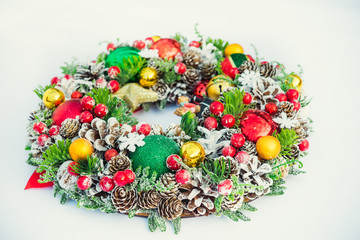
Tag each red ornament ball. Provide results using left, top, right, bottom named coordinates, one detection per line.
left=166, top=154, right=182, bottom=170
left=107, top=80, right=120, bottom=93
left=79, top=111, right=93, bottom=124
left=265, top=102, right=278, bottom=115
left=210, top=101, right=224, bottom=116
left=175, top=169, right=191, bottom=185
left=37, top=134, right=49, bottom=147
left=113, top=171, right=128, bottom=186
left=194, top=81, right=207, bottom=99
left=291, top=100, right=301, bottom=111
left=94, top=104, right=108, bottom=118
left=217, top=179, right=233, bottom=196
left=275, top=93, right=287, bottom=102
left=50, top=77, right=60, bottom=85
left=104, top=149, right=118, bottom=161
left=221, top=114, right=236, bottom=128
left=204, top=117, right=218, bottom=130
left=108, top=66, right=121, bottom=78
left=49, top=126, right=60, bottom=137
left=222, top=146, right=236, bottom=157
left=229, top=68, right=240, bottom=79
left=95, top=78, right=107, bottom=88
left=67, top=161, right=79, bottom=176
left=137, top=123, right=151, bottom=136
left=299, top=139, right=309, bottom=151
left=52, top=99, right=83, bottom=126
left=77, top=176, right=92, bottom=190
left=124, top=169, right=136, bottom=184
left=99, top=176, right=115, bottom=192
left=189, top=41, right=201, bottom=48
left=107, top=43, right=115, bottom=51
left=286, top=89, right=299, bottom=101
left=33, top=122, right=47, bottom=134
left=174, top=62, right=187, bottom=74
left=133, top=40, right=145, bottom=50
left=235, top=151, right=250, bottom=164
left=81, top=96, right=95, bottom=110
left=71, top=91, right=83, bottom=99
left=231, top=133, right=245, bottom=148
left=243, top=92, right=252, bottom=104
left=150, top=38, right=181, bottom=59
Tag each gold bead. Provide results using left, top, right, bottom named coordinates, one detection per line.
left=43, top=88, right=65, bottom=109
left=139, top=67, right=158, bottom=88
left=256, top=136, right=281, bottom=160
left=180, top=141, right=205, bottom=167
left=206, top=75, right=235, bottom=100
left=285, top=74, right=303, bottom=92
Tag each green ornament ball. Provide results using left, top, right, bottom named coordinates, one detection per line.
left=105, top=46, right=141, bottom=68
left=129, top=135, right=180, bottom=178
left=229, top=53, right=248, bottom=68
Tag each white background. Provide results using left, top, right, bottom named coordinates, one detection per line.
left=0, top=0, right=359, bottom=239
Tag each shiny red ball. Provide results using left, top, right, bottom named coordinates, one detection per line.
left=52, top=99, right=83, bottom=126
left=221, top=114, right=236, bottom=128
left=71, top=91, right=83, bottom=99
left=204, top=117, right=218, bottom=130
left=77, top=176, right=92, bottom=190
left=189, top=41, right=201, bottom=48
left=222, top=146, right=236, bottom=157
left=104, top=149, right=118, bottom=161
left=265, top=102, right=278, bottom=115
left=286, top=89, right=299, bottom=101
left=299, top=139, right=309, bottom=151
left=107, top=80, right=120, bottom=93
left=94, top=104, right=108, bottom=118
left=81, top=96, right=95, bottom=110
left=166, top=154, right=182, bottom=170
left=124, top=170, right=136, bottom=184
left=243, top=92, right=252, bottom=104
left=175, top=169, right=191, bottom=185
left=150, top=38, right=181, bottom=59
left=275, top=93, right=287, bottom=102
left=291, top=100, right=301, bottom=111
left=210, top=101, right=224, bottom=116
left=99, top=176, right=115, bottom=192
left=79, top=111, right=93, bottom=123
left=113, top=171, right=128, bottom=186
left=231, top=133, right=245, bottom=148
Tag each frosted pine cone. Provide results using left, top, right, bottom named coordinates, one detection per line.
left=108, top=153, right=131, bottom=174
left=59, top=118, right=81, bottom=138
left=183, top=49, right=201, bottom=68
left=238, top=61, right=259, bottom=74
left=225, top=157, right=241, bottom=176
left=158, top=197, right=183, bottom=220
left=111, top=186, right=138, bottom=213
left=151, top=79, right=170, bottom=101
left=167, top=82, right=188, bottom=103
left=158, top=173, right=179, bottom=199
left=277, top=101, right=296, bottom=119
left=165, top=124, right=190, bottom=145
left=182, top=68, right=200, bottom=87
left=239, top=141, right=257, bottom=155
left=200, top=62, right=217, bottom=80
left=137, top=190, right=161, bottom=209
left=259, top=62, right=277, bottom=78
left=252, top=77, right=282, bottom=110
left=283, top=145, right=300, bottom=161
left=149, top=124, right=164, bottom=135
left=222, top=194, right=244, bottom=211
left=74, top=62, right=107, bottom=82
left=293, top=117, right=310, bottom=139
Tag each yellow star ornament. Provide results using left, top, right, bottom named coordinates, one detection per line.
left=112, top=83, right=159, bottom=110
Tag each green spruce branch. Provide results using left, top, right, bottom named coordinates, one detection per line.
left=273, top=129, right=299, bottom=158
left=71, top=155, right=102, bottom=176
left=114, top=56, right=145, bottom=85
left=33, top=84, right=56, bottom=100
left=60, top=60, right=78, bottom=75
left=200, top=157, right=231, bottom=184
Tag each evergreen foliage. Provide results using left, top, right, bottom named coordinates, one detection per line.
left=33, top=84, right=56, bottom=100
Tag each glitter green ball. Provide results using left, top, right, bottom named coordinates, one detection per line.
left=129, top=135, right=180, bottom=178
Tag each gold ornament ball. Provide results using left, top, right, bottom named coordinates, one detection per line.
left=180, top=141, right=205, bottom=167
left=69, top=138, right=94, bottom=162
left=286, top=74, right=303, bottom=92
left=43, top=88, right=65, bottom=109
left=256, top=136, right=281, bottom=160
left=139, top=67, right=158, bottom=88
left=225, top=43, right=244, bottom=57
left=206, top=75, right=235, bottom=100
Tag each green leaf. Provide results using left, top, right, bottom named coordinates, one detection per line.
left=71, top=155, right=102, bottom=175
left=60, top=60, right=78, bottom=75
left=214, top=196, right=224, bottom=212
left=154, top=212, right=166, bottom=232
left=219, top=88, right=253, bottom=120
left=33, top=84, right=56, bottom=100
left=60, top=193, right=69, bottom=205
left=205, top=37, right=229, bottom=56
left=273, top=129, right=299, bottom=158
left=115, top=56, right=145, bottom=85
left=240, top=202, right=257, bottom=212
left=171, top=217, right=181, bottom=235
left=235, top=211, right=251, bottom=221
left=180, top=111, right=201, bottom=140
left=148, top=212, right=158, bottom=232
left=223, top=210, right=239, bottom=222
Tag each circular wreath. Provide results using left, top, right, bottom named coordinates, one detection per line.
left=25, top=30, right=311, bottom=234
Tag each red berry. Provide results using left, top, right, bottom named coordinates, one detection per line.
left=81, top=96, right=95, bottom=110
left=145, top=37, right=155, bottom=46
left=243, top=92, right=252, bottom=104
left=137, top=123, right=151, bottom=136
left=108, top=66, right=121, bottom=78
left=291, top=100, right=301, bottom=111
left=77, top=176, right=92, bottom=190
left=189, top=41, right=201, bottom=48
left=107, top=80, right=120, bottom=93
left=235, top=151, right=250, bottom=164
left=204, top=117, right=218, bottom=130
left=104, top=149, right=118, bottom=161
left=124, top=170, right=136, bottom=184
left=49, top=126, right=60, bottom=137
left=175, top=169, right=191, bottom=185
left=71, top=91, right=83, bottom=99
left=131, top=125, right=137, bottom=133
left=67, top=161, right=79, bottom=176
left=95, top=78, right=107, bottom=88
left=99, top=176, right=115, bottom=192
left=231, top=133, right=245, bottom=148
left=37, top=134, right=49, bottom=147
left=94, top=104, right=108, bottom=117
left=246, top=55, right=255, bottom=63
left=79, top=111, right=93, bottom=124
left=221, top=114, right=235, bottom=128
left=265, top=102, right=278, bottom=115
left=107, top=43, right=115, bottom=51
left=33, top=122, right=47, bottom=134
left=209, top=101, right=224, bottom=116
left=50, top=77, right=60, bottom=85
left=217, top=179, right=233, bottom=196
left=260, top=61, right=269, bottom=64
left=166, top=154, right=182, bottom=170
left=133, top=40, right=145, bottom=50
left=229, top=68, right=239, bottom=79
left=286, top=89, right=299, bottom=101
left=222, top=146, right=236, bottom=157
left=113, top=171, right=128, bottom=186
left=275, top=93, right=287, bottom=102
left=64, top=74, right=72, bottom=80
left=299, top=139, right=309, bottom=151
left=174, top=62, right=187, bottom=74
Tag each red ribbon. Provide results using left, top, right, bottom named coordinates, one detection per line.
left=24, top=169, right=54, bottom=190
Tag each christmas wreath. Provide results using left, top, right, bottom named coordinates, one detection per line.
left=25, top=27, right=312, bottom=234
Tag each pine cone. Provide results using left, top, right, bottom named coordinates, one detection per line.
left=225, top=157, right=241, bottom=176
left=240, top=141, right=257, bottom=155
left=293, top=117, right=310, bottom=139
left=60, top=118, right=81, bottom=138
left=200, top=62, right=217, bottom=80
left=137, top=190, right=161, bottom=209
left=111, top=186, right=138, bottom=213
left=283, top=145, right=300, bottom=161
left=182, top=69, right=200, bottom=87
left=252, top=77, right=282, bottom=110
left=183, top=49, right=201, bottom=68
left=222, top=194, right=244, bottom=211
left=158, top=197, right=183, bottom=220
left=158, top=173, right=179, bottom=199
left=221, top=128, right=241, bottom=142
left=74, top=62, right=107, bottom=81
left=198, top=107, right=211, bottom=126
left=151, top=79, right=170, bottom=101
left=108, top=153, right=131, bottom=174
left=238, top=61, right=259, bottom=74
left=149, top=124, right=164, bottom=135
left=259, top=62, right=277, bottom=78
left=277, top=101, right=296, bottom=119
left=165, top=124, right=190, bottom=145
left=167, top=82, right=188, bottom=103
